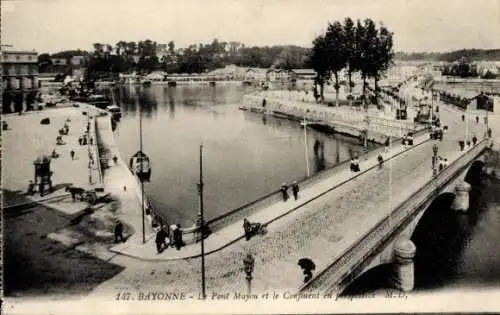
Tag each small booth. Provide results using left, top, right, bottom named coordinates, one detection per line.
left=32, top=155, right=53, bottom=195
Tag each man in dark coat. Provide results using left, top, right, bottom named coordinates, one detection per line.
left=114, top=221, right=124, bottom=243
left=292, top=181, right=299, bottom=200
left=173, top=224, right=183, bottom=250
left=155, top=227, right=168, bottom=253
left=280, top=183, right=289, bottom=202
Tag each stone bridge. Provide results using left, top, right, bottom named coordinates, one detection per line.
left=299, top=139, right=493, bottom=296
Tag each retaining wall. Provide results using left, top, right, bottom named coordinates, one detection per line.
left=242, top=94, right=424, bottom=144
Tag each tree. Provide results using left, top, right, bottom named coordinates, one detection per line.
left=325, top=21, right=346, bottom=106
left=357, top=19, right=377, bottom=103
left=168, top=41, right=175, bottom=54
left=343, top=18, right=356, bottom=96
left=370, top=24, right=394, bottom=103
left=310, top=35, right=330, bottom=102
left=92, top=43, right=104, bottom=56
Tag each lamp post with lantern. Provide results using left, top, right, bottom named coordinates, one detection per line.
left=243, top=254, right=255, bottom=295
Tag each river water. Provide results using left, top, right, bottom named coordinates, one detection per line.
left=106, top=84, right=369, bottom=226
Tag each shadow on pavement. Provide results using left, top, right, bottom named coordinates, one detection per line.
left=3, top=189, right=125, bottom=298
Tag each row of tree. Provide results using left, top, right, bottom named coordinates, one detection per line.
left=38, top=39, right=311, bottom=80
left=310, top=17, right=394, bottom=105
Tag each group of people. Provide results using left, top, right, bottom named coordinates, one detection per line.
left=280, top=181, right=300, bottom=202
left=155, top=224, right=185, bottom=253
left=437, top=156, right=449, bottom=172
left=401, top=133, right=414, bottom=148
left=78, top=133, right=92, bottom=146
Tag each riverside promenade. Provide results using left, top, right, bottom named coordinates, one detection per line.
left=89, top=100, right=488, bottom=295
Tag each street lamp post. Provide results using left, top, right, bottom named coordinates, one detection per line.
left=197, top=145, right=206, bottom=300
left=465, top=100, right=469, bottom=143
left=243, top=254, right=255, bottom=295
left=303, top=117, right=310, bottom=177
left=432, top=143, right=439, bottom=177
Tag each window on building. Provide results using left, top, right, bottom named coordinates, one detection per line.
left=16, top=55, right=20, bottom=61
left=28, top=55, right=33, bottom=61
left=16, top=65, right=21, bottom=75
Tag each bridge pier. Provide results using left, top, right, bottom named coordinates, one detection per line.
left=392, top=238, right=416, bottom=292
left=451, top=181, right=471, bottom=212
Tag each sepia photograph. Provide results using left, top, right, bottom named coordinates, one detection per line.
left=1, top=0, right=500, bottom=314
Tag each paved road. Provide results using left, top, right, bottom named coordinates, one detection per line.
left=89, top=102, right=486, bottom=296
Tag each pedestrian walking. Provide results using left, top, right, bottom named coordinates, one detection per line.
left=292, top=181, right=299, bottom=200
left=377, top=154, right=384, bottom=169
left=70, top=149, right=75, bottom=160
left=78, top=137, right=83, bottom=145
left=466, top=140, right=471, bottom=148
left=443, top=158, right=449, bottom=169
left=280, top=183, right=289, bottom=202
left=487, top=128, right=492, bottom=138
left=243, top=218, right=253, bottom=241
left=173, top=224, right=183, bottom=250
left=195, top=212, right=204, bottom=242
left=90, top=138, right=93, bottom=145
left=459, top=140, right=465, bottom=151
left=352, top=157, right=360, bottom=172
left=472, top=135, right=478, bottom=145
left=114, top=221, right=124, bottom=243
left=462, top=114, right=465, bottom=122
left=169, top=224, right=177, bottom=247
left=438, top=157, right=444, bottom=172
left=476, top=116, right=479, bottom=123
left=384, top=137, right=390, bottom=153
left=155, top=227, right=168, bottom=253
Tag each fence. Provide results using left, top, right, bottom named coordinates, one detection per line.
left=299, top=138, right=490, bottom=295
left=88, top=116, right=103, bottom=185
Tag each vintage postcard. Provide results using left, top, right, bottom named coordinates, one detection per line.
left=2, top=0, right=500, bottom=314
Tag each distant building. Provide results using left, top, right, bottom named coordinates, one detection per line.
left=290, top=69, right=316, bottom=80
left=1, top=50, right=39, bottom=113
left=51, top=57, right=67, bottom=65
left=266, top=69, right=290, bottom=81
left=71, top=55, right=86, bottom=67
left=244, top=68, right=267, bottom=82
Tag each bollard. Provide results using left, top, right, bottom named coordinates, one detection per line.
left=392, top=238, right=416, bottom=292
left=451, top=181, right=471, bottom=212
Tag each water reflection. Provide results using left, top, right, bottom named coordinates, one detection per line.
left=105, top=84, right=367, bottom=226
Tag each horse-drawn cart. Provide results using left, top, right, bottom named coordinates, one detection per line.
left=66, top=185, right=110, bottom=205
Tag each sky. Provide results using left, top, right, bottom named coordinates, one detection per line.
left=2, top=0, right=500, bottom=54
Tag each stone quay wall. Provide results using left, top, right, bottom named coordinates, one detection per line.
left=242, top=93, right=425, bottom=144
left=94, top=110, right=202, bottom=244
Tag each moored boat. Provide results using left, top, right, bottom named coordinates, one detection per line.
left=129, top=150, right=151, bottom=182
left=106, top=104, right=122, bottom=119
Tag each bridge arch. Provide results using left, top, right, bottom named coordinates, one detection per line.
left=340, top=158, right=487, bottom=296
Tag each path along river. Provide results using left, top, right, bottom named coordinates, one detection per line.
left=104, top=84, right=371, bottom=227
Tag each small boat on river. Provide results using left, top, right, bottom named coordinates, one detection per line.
left=106, top=104, right=122, bottom=119
left=129, top=150, right=151, bottom=182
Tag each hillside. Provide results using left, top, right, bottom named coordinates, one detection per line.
left=395, top=49, right=500, bottom=62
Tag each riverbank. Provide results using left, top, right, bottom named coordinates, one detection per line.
left=241, top=91, right=427, bottom=145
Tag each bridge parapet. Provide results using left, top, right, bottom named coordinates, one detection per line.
left=299, top=138, right=490, bottom=296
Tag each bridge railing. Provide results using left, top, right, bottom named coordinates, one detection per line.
left=206, top=126, right=431, bottom=233
left=299, top=138, right=490, bottom=295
